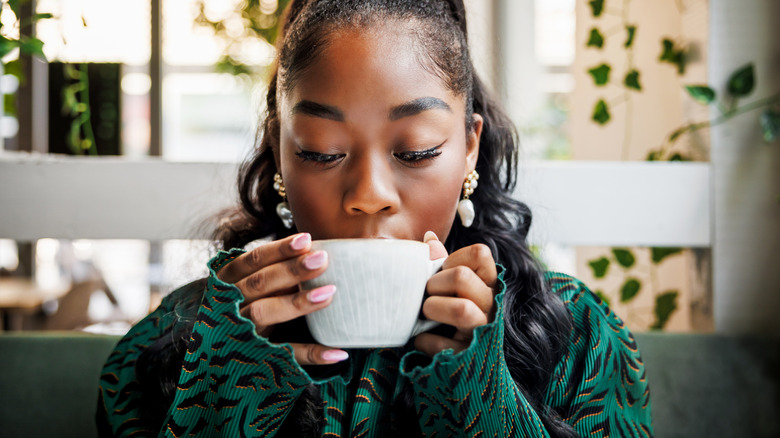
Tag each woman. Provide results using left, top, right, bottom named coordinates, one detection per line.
left=98, top=0, right=652, bottom=436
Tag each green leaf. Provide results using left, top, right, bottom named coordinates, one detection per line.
left=68, top=119, right=82, bottom=154
left=33, top=13, right=54, bottom=21
left=0, top=36, right=19, bottom=59
left=625, top=25, right=636, bottom=48
left=612, top=248, right=636, bottom=268
left=62, top=86, right=79, bottom=115
left=589, top=0, right=604, bottom=17
left=587, top=28, right=604, bottom=49
left=592, top=99, right=611, bottom=125
left=64, top=63, right=82, bottom=80
left=668, top=153, right=690, bottom=162
left=624, top=70, right=642, bottom=91
left=19, top=37, right=46, bottom=60
left=727, top=64, right=755, bottom=97
left=620, top=278, right=641, bottom=302
left=588, top=257, right=610, bottom=278
left=588, top=64, right=611, bottom=86
left=659, top=38, right=686, bottom=74
left=659, top=39, right=676, bottom=61
left=594, top=290, right=611, bottom=307
left=651, top=247, right=683, bottom=264
left=651, top=291, right=679, bottom=330
left=646, top=150, right=659, bottom=161
left=215, top=57, right=254, bottom=77
left=4, top=59, right=23, bottom=81
left=685, top=85, right=716, bottom=104
left=8, top=0, right=22, bottom=18
left=760, top=110, right=780, bottom=143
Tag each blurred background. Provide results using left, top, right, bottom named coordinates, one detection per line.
left=0, top=0, right=778, bottom=337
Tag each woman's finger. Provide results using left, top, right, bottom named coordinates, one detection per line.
left=414, top=332, right=468, bottom=357
left=425, top=266, right=495, bottom=312
left=424, top=230, right=449, bottom=260
left=421, top=296, right=488, bottom=331
left=236, top=250, right=329, bottom=303
left=240, top=285, right=337, bottom=328
left=441, top=243, right=498, bottom=288
left=290, top=343, right=349, bottom=365
left=218, top=233, right=312, bottom=284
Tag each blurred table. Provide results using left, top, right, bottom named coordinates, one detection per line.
left=0, top=278, right=69, bottom=331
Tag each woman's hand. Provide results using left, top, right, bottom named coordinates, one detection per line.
left=416, top=231, right=498, bottom=356
left=216, top=233, right=348, bottom=365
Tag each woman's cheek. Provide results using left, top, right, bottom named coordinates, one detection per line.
left=408, top=172, right=463, bottom=238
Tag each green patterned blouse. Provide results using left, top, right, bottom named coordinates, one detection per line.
left=98, top=249, right=652, bottom=437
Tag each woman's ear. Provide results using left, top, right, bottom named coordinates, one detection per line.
left=465, top=113, right=483, bottom=174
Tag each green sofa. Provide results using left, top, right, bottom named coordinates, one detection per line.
left=1, top=332, right=778, bottom=437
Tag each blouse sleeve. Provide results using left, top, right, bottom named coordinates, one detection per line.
left=545, top=272, right=653, bottom=437
left=98, top=249, right=332, bottom=437
left=398, top=268, right=652, bottom=437
left=97, top=277, right=202, bottom=437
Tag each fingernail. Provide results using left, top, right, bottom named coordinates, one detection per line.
left=303, top=251, right=327, bottom=270
left=290, top=233, right=311, bottom=251
left=308, top=285, right=336, bottom=303
left=322, top=350, right=349, bottom=362
left=423, top=231, right=439, bottom=242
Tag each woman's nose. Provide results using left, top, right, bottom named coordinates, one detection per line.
left=342, top=155, right=400, bottom=215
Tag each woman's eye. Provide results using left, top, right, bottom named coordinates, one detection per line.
left=295, top=150, right=345, bottom=165
left=394, top=145, right=443, bottom=164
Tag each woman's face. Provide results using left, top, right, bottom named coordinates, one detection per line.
left=277, top=24, right=481, bottom=242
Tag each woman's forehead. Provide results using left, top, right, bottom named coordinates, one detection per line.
left=279, top=26, right=464, bottom=118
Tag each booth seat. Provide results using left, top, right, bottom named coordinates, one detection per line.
left=1, top=332, right=778, bottom=437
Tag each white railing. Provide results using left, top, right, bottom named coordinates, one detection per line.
left=0, top=153, right=711, bottom=247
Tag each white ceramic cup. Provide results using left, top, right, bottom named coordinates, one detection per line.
left=301, top=239, right=445, bottom=348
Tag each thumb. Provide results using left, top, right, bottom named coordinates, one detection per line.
left=424, top=231, right=448, bottom=260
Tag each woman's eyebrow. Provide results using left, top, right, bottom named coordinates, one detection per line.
left=292, top=100, right=345, bottom=121
left=389, top=97, right=452, bottom=120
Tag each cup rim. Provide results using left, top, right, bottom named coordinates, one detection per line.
left=311, top=238, right=428, bottom=248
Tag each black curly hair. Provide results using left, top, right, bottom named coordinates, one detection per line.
left=135, top=1, right=576, bottom=436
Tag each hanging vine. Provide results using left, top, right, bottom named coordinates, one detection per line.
left=583, top=0, right=691, bottom=330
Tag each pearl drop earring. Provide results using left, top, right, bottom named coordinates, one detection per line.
left=274, top=172, right=294, bottom=229
left=458, top=170, right=478, bottom=228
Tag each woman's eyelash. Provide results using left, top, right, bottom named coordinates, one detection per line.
left=295, top=144, right=443, bottom=165
left=295, top=150, right=345, bottom=163
left=394, top=145, right=443, bottom=162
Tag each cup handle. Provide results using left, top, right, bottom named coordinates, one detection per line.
left=411, top=257, right=447, bottom=337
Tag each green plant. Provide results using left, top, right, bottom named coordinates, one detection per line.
left=647, top=63, right=780, bottom=161
left=0, top=0, right=50, bottom=62
left=0, top=2, right=99, bottom=155
left=583, top=2, right=780, bottom=329
left=0, top=0, right=51, bottom=117
left=194, top=0, right=291, bottom=79
left=588, top=247, right=683, bottom=330
left=61, top=63, right=97, bottom=155
left=583, top=0, right=650, bottom=161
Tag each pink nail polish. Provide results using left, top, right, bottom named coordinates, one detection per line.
left=322, top=350, right=349, bottom=362
left=303, top=251, right=327, bottom=270
left=308, top=285, right=336, bottom=303
left=290, top=233, right=311, bottom=251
